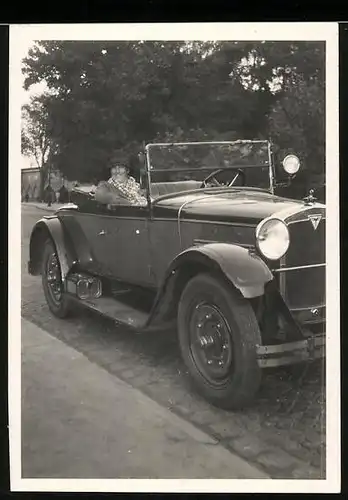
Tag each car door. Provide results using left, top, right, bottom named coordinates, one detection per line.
left=73, top=203, right=154, bottom=287
left=100, top=204, right=154, bottom=287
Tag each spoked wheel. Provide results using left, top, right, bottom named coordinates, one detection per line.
left=42, top=239, right=72, bottom=318
left=178, top=273, right=262, bottom=410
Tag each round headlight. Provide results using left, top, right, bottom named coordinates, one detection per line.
left=256, top=218, right=290, bottom=260
left=282, top=154, right=300, bottom=175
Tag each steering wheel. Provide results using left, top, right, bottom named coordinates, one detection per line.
left=200, top=167, right=245, bottom=188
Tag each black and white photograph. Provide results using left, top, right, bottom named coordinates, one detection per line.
left=8, top=23, right=340, bottom=493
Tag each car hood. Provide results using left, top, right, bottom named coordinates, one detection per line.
left=153, top=188, right=304, bottom=225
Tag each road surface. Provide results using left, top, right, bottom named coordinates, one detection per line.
left=22, top=317, right=268, bottom=479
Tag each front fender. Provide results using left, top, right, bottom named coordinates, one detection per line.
left=28, top=216, right=76, bottom=281
left=146, top=242, right=274, bottom=328
left=171, top=243, right=273, bottom=298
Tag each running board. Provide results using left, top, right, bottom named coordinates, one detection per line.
left=67, top=294, right=149, bottom=330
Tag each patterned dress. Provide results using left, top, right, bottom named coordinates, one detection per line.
left=107, top=176, right=148, bottom=206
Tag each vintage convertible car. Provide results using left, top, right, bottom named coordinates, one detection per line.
left=28, top=140, right=325, bottom=410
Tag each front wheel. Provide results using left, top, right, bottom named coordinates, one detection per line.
left=41, top=239, right=72, bottom=318
left=178, top=273, right=262, bottom=410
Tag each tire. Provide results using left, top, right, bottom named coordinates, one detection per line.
left=41, top=238, right=72, bottom=318
left=178, top=273, right=262, bottom=410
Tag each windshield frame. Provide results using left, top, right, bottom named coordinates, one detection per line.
left=144, top=140, right=275, bottom=198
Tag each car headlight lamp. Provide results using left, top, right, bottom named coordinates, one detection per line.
left=282, top=154, right=300, bottom=175
left=256, top=218, right=290, bottom=260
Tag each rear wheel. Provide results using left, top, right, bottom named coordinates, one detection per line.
left=178, top=273, right=262, bottom=410
left=41, top=239, right=72, bottom=318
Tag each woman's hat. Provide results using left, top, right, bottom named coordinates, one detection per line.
left=110, top=150, right=128, bottom=165
left=111, top=163, right=129, bottom=171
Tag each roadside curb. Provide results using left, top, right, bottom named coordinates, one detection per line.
left=22, top=202, right=65, bottom=213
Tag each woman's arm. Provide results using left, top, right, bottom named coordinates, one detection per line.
left=95, top=180, right=134, bottom=206
left=129, top=176, right=148, bottom=197
left=94, top=182, right=114, bottom=204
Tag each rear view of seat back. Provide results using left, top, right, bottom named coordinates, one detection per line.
left=150, top=180, right=201, bottom=198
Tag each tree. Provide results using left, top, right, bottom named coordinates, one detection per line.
left=226, top=41, right=325, bottom=196
left=22, top=41, right=325, bottom=194
left=22, top=42, right=202, bottom=180
left=268, top=73, right=325, bottom=199
left=21, top=93, right=55, bottom=200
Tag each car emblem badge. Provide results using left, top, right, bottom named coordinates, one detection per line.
left=308, top=214, right=322, bottom=230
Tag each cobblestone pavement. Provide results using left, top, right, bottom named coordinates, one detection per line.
left=20, top=205, right=326, bottom=479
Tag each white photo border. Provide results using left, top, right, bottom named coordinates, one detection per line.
left=9, top=22, right=340, bottom=493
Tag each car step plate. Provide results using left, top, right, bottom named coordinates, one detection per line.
left=73, top=295, right=149, bottom=329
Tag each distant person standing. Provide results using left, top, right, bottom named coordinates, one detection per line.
left=45, top=185, right=54, bottom=206
left=59, top=185, right=69, bottom=203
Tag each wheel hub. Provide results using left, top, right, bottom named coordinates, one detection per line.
left=198, top=334, right=215, bottom=348
left=46, top=253, right=62, bottom=302
left=190, top=303, right=233, bottom=381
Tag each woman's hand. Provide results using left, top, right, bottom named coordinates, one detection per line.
left=95, top=183, right=114, bottom=204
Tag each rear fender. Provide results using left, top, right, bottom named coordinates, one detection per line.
left=28, top=216, right=77, bottom=281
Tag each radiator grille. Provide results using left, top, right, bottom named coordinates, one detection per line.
left=282, top=215, right=325, bottom=310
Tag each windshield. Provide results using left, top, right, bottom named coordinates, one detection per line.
left=146, top=141, right=272, bottom=191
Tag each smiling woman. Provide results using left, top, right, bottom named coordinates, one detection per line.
left=94, top=163, right=148, bottom=206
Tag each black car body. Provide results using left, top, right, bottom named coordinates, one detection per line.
left=28, top=140, right=325, bottom=409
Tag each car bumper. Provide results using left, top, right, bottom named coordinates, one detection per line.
left=256, top=334, right=325, bottom=368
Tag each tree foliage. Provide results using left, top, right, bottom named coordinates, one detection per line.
left=22, top=40, right=325, bottom=194
left=21, top=93, right=56, bottom=199
left=22, top=94, right=52, bottom=166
